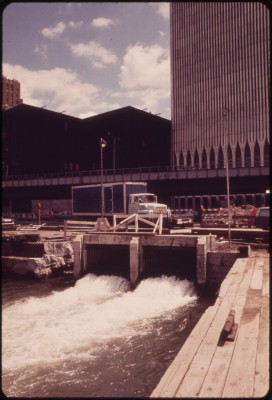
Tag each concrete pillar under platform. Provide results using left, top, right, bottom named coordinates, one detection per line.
left=130, top=236, right=140, bottom=285
left=71, top=234, right=83, bottom=279
left=196, top=236, right=207, bottom=285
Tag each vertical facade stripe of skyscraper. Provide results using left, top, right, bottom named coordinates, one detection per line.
left=170, top=2, right=270, bottom=170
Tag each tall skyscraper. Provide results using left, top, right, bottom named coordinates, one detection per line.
left=2, top=76, right=23, bottom=110
left=170, top=2, right=270, bottom=171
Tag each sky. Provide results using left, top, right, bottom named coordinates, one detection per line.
left=2, top=2, right=171, bottom=119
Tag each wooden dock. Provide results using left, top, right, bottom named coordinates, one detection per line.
left=151, top=249, right=269, bottom=398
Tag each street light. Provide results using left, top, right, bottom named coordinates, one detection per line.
left=100, top=137, right=107, bottom=216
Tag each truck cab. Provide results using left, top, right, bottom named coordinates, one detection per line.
left=128, top=193, right=169, bottom=216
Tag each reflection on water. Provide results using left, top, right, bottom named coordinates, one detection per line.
left=2, top=274, right=213, bottom=397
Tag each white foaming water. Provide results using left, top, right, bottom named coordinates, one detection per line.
left=2, top=274, right=197, bottom=371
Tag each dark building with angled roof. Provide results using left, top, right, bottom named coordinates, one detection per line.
left=2, top=104, right=170, bottom=176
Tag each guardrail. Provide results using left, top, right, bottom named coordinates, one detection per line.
left=2, top=165, right=171, bottom=182
left=2, top=157, right=269, bottom=183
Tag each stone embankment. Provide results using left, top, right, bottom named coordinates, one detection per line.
left=2, top=231, right=74, bottom=278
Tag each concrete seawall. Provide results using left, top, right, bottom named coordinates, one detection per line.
left=72, top=233, right=242, bottom=290
left=2, top=230, right=245, bottom=292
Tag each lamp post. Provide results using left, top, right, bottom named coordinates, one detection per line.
left=100, top=138, right=107, bottom=217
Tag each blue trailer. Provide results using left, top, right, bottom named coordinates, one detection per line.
left=72, top=182, right=147, bottom=217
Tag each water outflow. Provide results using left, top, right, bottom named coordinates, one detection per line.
left=2, top=274, right=197, bottom=372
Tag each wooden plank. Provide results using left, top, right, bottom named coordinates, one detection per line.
left=175, top=261, right=247, bottom=398
left=199, top=259, right=254, bottom=397
left=254, top=258, right=269, bottom=397
left=222, top=313, right=260, bottom=397
left=222, top=256, right=264, bottom=398
left=67, top=220, right=95, bottom=226
left=250, top=259, right=263, bottom=290
left=217, top=259, right=246, bottom=299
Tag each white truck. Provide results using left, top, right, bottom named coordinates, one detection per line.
left=72, top=182, right=170, bottom=219
left=128, top=193, right=170, bottom=216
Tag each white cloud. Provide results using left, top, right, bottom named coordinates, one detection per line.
left=151, top=3, right=170, bottom=20
left=41, top=21, right=66, bottom=38
left=91, top=17, right=117, bottom=28
left=2, top=63, right=119, bottom=118
left=119, top=43, right=170, bottom=90
left=117, top=43, right=170, bottom=115
left=69, top=41, right=118, bottom=69
left=41, top=20, right=83, bottom=39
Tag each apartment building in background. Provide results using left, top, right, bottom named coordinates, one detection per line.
left=2, top=76, right=23, bottom=110
left=170, top=2, right=270, bottom=170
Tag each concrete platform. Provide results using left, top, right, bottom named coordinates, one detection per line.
left=151, top=249, right=269, bottom=398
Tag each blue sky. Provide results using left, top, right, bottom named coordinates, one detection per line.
left=2, top=2, right=170, bottom=118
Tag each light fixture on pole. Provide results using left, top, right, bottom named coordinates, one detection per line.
left=100, top=138, right=107, bottom=217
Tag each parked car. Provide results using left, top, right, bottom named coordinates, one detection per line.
left=2, top=217, right=14, bottom=224
left=2, top=217, right=15, bottom=230
left=254, top=207, right=270, bottom=230
left=167, top=210, right=194, bottom=229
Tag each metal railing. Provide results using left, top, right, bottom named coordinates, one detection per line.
left=2, top=165, right=171, bottom=182
left=2, top=156, right=269, bottom=183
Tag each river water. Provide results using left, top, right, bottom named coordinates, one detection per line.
left=2, top=273, right=214, bottom=397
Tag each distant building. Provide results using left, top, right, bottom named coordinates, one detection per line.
left=170, top=3, right=270, bottom=170
left=2, top=76, right=23, bottom=110
left=2, top=104, right=170, bottom=176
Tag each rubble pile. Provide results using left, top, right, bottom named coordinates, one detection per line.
left=201, top=205, right=257, bottom=227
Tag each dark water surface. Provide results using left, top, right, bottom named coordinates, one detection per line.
left=2, top=274, right=214, bottom=397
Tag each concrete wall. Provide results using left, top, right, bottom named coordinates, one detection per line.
left=206, top=251, right=239, bottom=291
left=80, top=233, right=218, bottom=286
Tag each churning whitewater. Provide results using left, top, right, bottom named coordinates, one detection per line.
left=3, top=274, right=196, bottom=371
left=2, top=274, right=205, bottom=397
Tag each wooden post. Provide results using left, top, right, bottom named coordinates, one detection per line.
left=159, top=213, right=163, bottom=235
left=135, top=214, right=139, bottom=232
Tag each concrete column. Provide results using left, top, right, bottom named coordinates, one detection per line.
left=71, top=234, right=83, bottom=279
left=196, top=236, right=207, bottom=285
left=130, top=236, right=140, bottom=285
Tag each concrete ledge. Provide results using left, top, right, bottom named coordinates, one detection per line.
left=206, top=251, right=239, bottom=290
